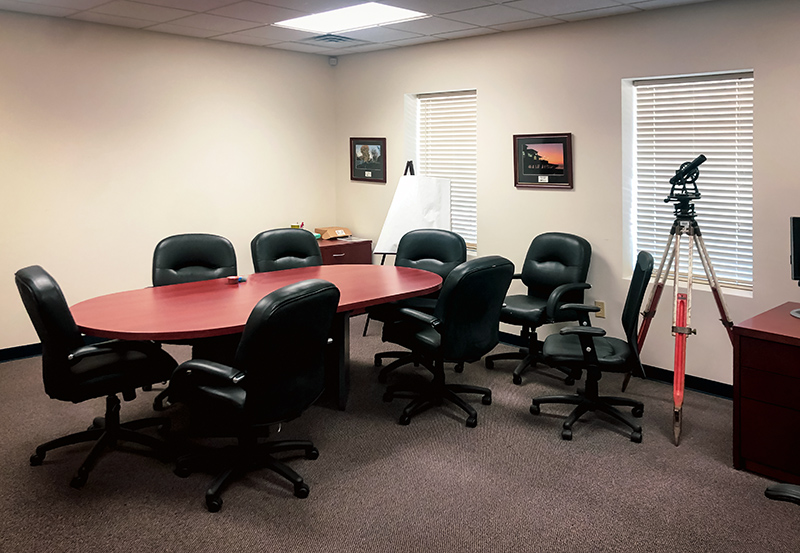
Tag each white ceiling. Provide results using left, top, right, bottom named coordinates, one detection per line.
left=0, top=0, right=719, bottom=56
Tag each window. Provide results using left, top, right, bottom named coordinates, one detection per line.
left=626, top=72, right=754, bottom=290
left=414, top=90, right=478, bottom=251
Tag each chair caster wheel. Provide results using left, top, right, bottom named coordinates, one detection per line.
left=631, top=431, right=643, bottom=443
left=70, top=470, right=88, bottom=489
left=632, top=405, right=644, bottom=418
left=454, top=363, right=464, bottom=373
left=529, top=403, right=540, bottom=415
left=481, top=394, right=492, bottom=405
left=485, top=359, right=494, bottom=370
left=206, top=495, right=223, bottom=513
left=398, top=415, right=411, bottom=425
left=174, top=465, right=192, bottom=478
left=294, top=483, right=310, bottom=499
left=512, top=374, right=522, bottom=386
left=30, top=452, right=44, bottom=466
left=561, top=428, right=573, bottom=441
left=466, top=415, right=477, bottom=428
left=306, top=447, right=319, bottom=460
left=564, top=376, right=575, bottom=386
left=374, top=356, right=383, bottom=367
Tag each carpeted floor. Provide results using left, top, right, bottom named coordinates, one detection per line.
left=1, top=315, right=797, bottom=552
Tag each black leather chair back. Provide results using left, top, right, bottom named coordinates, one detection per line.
left=153, top=233, right=237, bottom=286
left=433, top=255, right=514, bottom=361
left=521, top=232, right=592, bottom=320
left=251, top=228, right=323, bottom=273
left=234, top=279, right=340, bottom=422
left=395, top=229, right=467, bottom=280
left=621, top=251, right=655, bottom=364
left=15, top=266, right=85, bottom=397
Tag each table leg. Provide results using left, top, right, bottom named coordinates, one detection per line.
left=324, top=312, right=350, bottom=410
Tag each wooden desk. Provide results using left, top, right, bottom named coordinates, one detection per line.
left=318, top=238, right=372, bottom=265
left=71, top=265, right=441, bottom=410
left=733, top=302, right=800, bottom=484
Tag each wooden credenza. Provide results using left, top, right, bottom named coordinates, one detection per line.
left=318, top=238, right=372, bottom=265
left=733, top=302, right=800, bottom=484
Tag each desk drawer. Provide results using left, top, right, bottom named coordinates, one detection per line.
left=739, top=335, right=800, bottom=377
left=319, top=240, right=372, bottom=265
left=740, top=366, right=800, bottom=408
left=740, top=397, right=800, bottom=476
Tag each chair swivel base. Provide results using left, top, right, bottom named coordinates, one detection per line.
left=530, top=387, right=643, bottom=443
left=29, top=394, right=170, bottom=489
left=375, top=352, right=464, bottom=383
left=383, top=379, right=491, bottom=428
left=486, top=349, right=575, bottom=386
left=174, top=439, right=319, bottom=512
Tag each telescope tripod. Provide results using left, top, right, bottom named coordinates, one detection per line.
left=632, top=210, right=734, bottom=445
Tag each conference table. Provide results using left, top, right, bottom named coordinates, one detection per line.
left=70, top=264, right=443, bottom=410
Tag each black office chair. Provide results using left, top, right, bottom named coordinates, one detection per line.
left=152, top=233, right=237, bottom=286
left=15, top=265, right=177, bottom=488
left=485, top=232, right=592, bottom=385
left=163, top=279, right=340, bottom=512
left=529, top=251, right=654, bottom=442
left=367, top=229, right=467, bottom=382
left=381, top=255, right=514, bottom=427
left=152, top=232, right=239, bottom=368
left=251, top=228, right=323, bottom=273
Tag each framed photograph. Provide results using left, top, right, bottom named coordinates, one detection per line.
left=350, top=137, right=386, bottom=183
left=513, top=133, right=573, bottom=189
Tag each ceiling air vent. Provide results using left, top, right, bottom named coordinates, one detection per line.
left=305, top=34, right=363, bottom=44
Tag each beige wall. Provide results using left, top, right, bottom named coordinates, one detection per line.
left=333, top=0, right=800, bottom=385
left=3, top=0, right=798, bottom=386
left=0, top=12, right=336, bottom=350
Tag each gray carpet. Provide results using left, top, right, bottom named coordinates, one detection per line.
left=1, top=315, right=797, bottom=552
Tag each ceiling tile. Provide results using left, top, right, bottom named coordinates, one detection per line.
left=505, top=0, right=622, bottom=17
left=0, top=1, right=77, bottom=16
left=386, top=16, right=477, bottom=35
left=233, top=25, right=315, bottom=41
left=386, top=0, right=495, bottom=15
left=341, top=26, right=421, bottom=43
left=90, top=0, right=193, bottom=22
left=489, top=16, right=562, bottom=31
left=168, top=13, right=259, bottom=32
left=68, top=11, right=153, bottom=28
left=211, top=33, right=278, bottom=46
left=208, top=2, right=305, bottom=24
left=558, top=5, right=639, bottom=21
left=444, top=4, right=541, bottom=26
left=145, top=22, right=222, bottom=37
left=135, top=0, right=239, bottom=10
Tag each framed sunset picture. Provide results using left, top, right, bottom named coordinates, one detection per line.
left=513, top=133, right=573, bottom=189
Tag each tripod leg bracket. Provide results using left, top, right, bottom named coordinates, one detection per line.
left=671, top=326, right=696, bottom=336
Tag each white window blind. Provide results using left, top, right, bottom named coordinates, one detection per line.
left=633, top=73, right=754, bottom=290
left=417, top=90, right=478, bottom=250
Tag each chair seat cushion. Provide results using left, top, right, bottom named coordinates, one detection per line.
left=368, top=297, right=437, bottom=324
left=381, top=318, right=441, bottom=356
left=500, top=294, right=547, bottom=327
left=543, top=333, right=631, bottom=369
left=64, top=345, right=176, bottom=403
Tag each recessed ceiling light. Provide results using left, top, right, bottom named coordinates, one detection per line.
left=274, top=2, right=429, bottom=34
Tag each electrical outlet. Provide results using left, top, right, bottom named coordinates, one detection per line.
left=594, top=300, right=606, bottom=318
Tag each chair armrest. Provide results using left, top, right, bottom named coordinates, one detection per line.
left=559, top=325, right=606, bottom=337
left=545, top=282, right=591, bottom=320
left=396, top=307, right=442, bottom=329
left=171, top=359, right=245, bottom=387
left=554, top=300, right=599, bottom=326
left=68, top=340, right=162, bottom=363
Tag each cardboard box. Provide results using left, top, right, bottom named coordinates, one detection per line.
left=315, top=226, right=352, bottom=240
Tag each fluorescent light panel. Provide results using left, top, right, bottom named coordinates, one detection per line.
left=274, top=2, right=429, bottom=34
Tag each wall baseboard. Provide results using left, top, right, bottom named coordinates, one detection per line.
left=0, top=343, right=42, bottom=363
left=498, top=331, right=732, bottom=399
